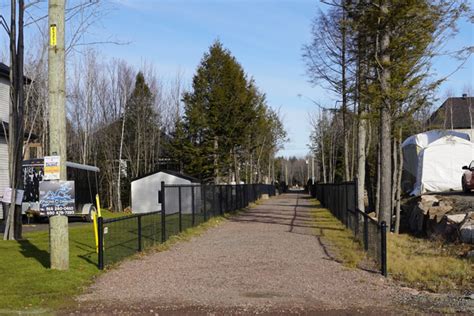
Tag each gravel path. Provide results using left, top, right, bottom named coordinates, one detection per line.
left=71, top=193, right=410, bottom=315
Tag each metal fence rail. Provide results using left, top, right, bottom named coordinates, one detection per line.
left=98, top=183, right=276, bottom=269
left=308, top=182, right=387, bottom=276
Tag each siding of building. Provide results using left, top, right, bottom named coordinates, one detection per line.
left=0, top=138, right=8, bottom=219
left=0, top=78, right=9, bottom=219
left=0, top=77, right=9, bottom=123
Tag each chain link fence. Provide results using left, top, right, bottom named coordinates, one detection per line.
left=98, top=183, right=276, bottom=269
left=309, top=182, right=387, bottom=276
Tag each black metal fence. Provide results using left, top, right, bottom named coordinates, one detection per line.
left=308, top=182, right=387, bottom=276
left=98, top=183, right=276, bottom=269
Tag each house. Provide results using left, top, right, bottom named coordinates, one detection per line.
left=427, top=95, right=474, bottom=141
left=0, top=62, right=40, bottom=219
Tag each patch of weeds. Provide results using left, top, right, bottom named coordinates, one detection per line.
left=387, top=233, right=473, bottom=293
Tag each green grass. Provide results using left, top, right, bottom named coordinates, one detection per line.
left=0, top=224, right=99, bottom=313
left=100, top=209, right=128, bottom=219
left=0, top=208, right=242, bottom=312
left=309, top=200, right=366, bottom=268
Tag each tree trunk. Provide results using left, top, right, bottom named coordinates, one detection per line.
left=4, top=0, right=25, bottom=241
left=321, top=128, right=327, bottom=183
left=213, top=137, right=219, bottom=184
left=375, top=143, right=381, bottom=218
left=357, top=108, right=367, bottom=212
left=395, top=127, right=403, bottom=233
left=378, top=2, right=392, bottom=229
left=341, top=6, right=350, bottom=182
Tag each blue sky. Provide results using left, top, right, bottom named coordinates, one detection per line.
left=3, top=0, right=472, bottom=157
left=100, top=0, right=325, bottom=157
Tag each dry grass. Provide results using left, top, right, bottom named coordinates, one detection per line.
left=310, top=198, right=473, bottom=293
left=310, top=200, right=366, bottom=268
left=388, top=233, right=474, bottom=292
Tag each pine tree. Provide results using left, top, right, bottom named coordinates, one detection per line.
left=181, top=40, right=252, bottom=182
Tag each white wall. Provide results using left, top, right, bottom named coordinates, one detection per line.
left=0, top=77, right=9, bottom=123
left=0, top=77, right=9, bottom=219
left=0, top=137, right=9, bottom=219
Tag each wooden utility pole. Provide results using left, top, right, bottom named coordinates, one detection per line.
left=48, top=0, right=69, bottom=270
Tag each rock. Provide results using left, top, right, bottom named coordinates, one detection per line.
left=445, top=213, right=467, bottom=224
left=466, top=250, right=474, bottom=258
left=420, top=195, right=439, bottom=207
left=459, top=212, right=474, bottom=244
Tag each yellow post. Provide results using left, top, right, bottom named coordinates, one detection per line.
left=95, top=194, right=102, bottom=217
left=93, top=194, right=102, bottom=253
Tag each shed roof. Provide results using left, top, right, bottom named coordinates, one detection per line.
left=133, top=169, right=200, bottom=183
left=428, top=97, right=474, bottom=130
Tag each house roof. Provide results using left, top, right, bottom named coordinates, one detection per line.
left=0, top=120, right=38, bottom=140
left=428, top=96, right=474, bottom=130
left=0, top=62, right=9, bottom=79
left=0, top=62, right=32, bottom=83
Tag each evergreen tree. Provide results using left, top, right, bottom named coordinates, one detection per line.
left=171, top=40, right=286, bottom=183
left=124, top=72, right=159, bottom=178
left=181, top=41, right=254, bottom=182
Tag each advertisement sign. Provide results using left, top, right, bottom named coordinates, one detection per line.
left=44, top=156, right=60, bottom=180
left=39, top=181, right=75, bottom=216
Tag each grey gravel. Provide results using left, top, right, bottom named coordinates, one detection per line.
left=72, top=193, right=472, bottom=315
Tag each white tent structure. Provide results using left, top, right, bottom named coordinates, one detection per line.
left=131, top=170, right=200, bottom=214
left=402, top=131, right=474, bottom=195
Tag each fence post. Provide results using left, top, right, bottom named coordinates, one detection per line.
left=345, top=184, right=349, bottom=228
left=212, top=185, right=216, bottom=217
left=231, top=186, right=234, bottom=211
left=178, top=186, right=182, bottom=232
left=203, top=185, right=208, bottom=221
left=219, top=186, right=223, bottom=215
left=161, top=181, right=166, bottom=243
left=364, top=215, right=369, bottom=251
left=354, top=178, right=359, bottom=237
left=138, top=215, right=142, bottom=251
left=381, top=221, right=388, bottom=277
left=191, top=185, right=196, bottom=226
left=98, top=216, right=104, bottom=270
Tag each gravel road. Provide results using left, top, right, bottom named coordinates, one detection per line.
left=70, top=193, right=473, bottom=315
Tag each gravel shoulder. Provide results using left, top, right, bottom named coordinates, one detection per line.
left=68, top=193, right=472, bottom=315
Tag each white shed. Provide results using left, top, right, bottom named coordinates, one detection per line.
left=403, top=134, right=474, bottom=195
left=131, top=170, right=200, bottom=214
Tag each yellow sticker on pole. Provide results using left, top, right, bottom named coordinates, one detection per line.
left=50, top=24, right=57, bottom=47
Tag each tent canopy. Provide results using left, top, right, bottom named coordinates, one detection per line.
left=402, top=130, right=470, bottom=186
left=402, top=129, right=470, bottom=148
left=410, top=135, right=474, bottom=195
